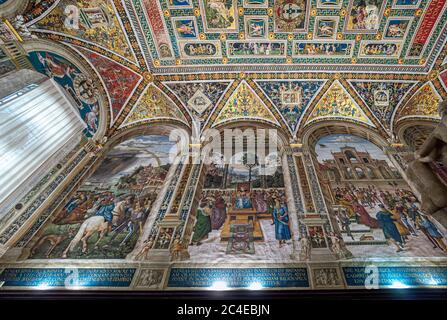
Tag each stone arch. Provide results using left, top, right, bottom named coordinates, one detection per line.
left=302, top=120, right=389, bottom=151
left=366, top=166, right=377, bottom=179
left=0, top=0, right=29, bottom=19
left=354, top=167, right=366, bottom=179
left=395, top=119, right=438, bottom=151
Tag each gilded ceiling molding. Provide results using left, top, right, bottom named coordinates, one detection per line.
left=153, top=71, right=427, bottom=82
left=112, top=0, right=148, bottom=70
left=432, top=36, right=447, bottom=71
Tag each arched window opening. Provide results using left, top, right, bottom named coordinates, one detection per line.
left=0, top=71, right=86, bottom=217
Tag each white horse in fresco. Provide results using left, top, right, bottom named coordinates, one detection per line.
left=61, top=200, right=127, bottom=258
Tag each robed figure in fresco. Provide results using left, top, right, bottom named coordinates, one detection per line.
left=273, top=198, right=291, bottom=246
left=352, top=200, right=379, bottom=228
left=191, top=201, right=212, bottom=245
left=376, top=204, right=404, bottom=252
left=235, top=191, right=253, bottom=209
left=416, top=215, right=447, bottom=252
left=211, top=194, right=227, bottom=230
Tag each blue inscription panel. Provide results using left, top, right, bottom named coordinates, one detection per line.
left=343, top=266, right=447, bottom=288
left=0, top=268, right=136, bottom=287
left=167, top=268, right=309, bottom=288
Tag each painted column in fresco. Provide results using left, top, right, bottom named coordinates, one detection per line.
left=384, top=145, right=413, bottom=176
left=281, top=147, right=304, bottom=260
left=170, top=161, right=205, bottom=261
left=129, top=155, right=188, bottom=262
left=292, top=146, right=352, bottom=261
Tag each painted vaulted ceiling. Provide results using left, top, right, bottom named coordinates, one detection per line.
left=0, top=0, right=447, bottom=141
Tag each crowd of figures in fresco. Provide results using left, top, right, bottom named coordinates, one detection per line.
left=191, top=188, right=292, bottom=246
left=317, top=134, right=447, bottom=257
left=189, top=154, right=294, bottom=258
left=334, top=184, right=447, bottom=252
left=21, top=132, right=447, bottom=261
left=26, top=136, right=174, bottom=259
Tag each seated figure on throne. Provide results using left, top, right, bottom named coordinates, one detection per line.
left=234, top=183, right=253, bottom=209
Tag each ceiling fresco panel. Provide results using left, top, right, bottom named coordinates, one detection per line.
left=74, top=46, right=143, bottom=125
left=121, top=83, right=189, bottom=128
left=141, top=0, right=174, bottom=59
left=28, top=50, right=101, bottom=137
left=119, top=0, right=447, bottom=73
left=344, top=0, right=386, bottom=34
left=305, top=80, right=375, bottom=127
left=255, top=79, right=326, bottom=133
left=34, top=0, right=137, bottom=63
left=164, top=80, right=233, bottom=124
left=395, top=81, right=442, bottom=122
left=348, top=80, right=417, bottom=129
left=407, top=0, right=447, bottom=58
left=213, top=80, right=280, bottom=127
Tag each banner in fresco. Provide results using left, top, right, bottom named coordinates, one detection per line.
left=412, top=0, right=447, bottom=46
left=167, top=268, right=309, bottom=288
left=0, top=268, right=136, bottom=287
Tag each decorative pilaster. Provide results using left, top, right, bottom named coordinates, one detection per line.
left=132, top=156, right=187, bottom=262
left=290, top=146, right=352, bottom=261
left=282, top=147, right=305, bottom=260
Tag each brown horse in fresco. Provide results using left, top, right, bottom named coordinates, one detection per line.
left=53, top=198, right=96, bottom=225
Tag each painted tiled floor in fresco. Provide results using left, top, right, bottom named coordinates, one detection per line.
left=187, top=220, right=296, bottom=263
left=343, top=201, right=447, bottom=260
left=187, top=220, right=447, bottom=263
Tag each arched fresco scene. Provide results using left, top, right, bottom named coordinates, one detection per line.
left=0, top=0, right=447, bottom=296
left=23, top=135, right=176, bottom=260
left=315, top=134, right=447, bottom=257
